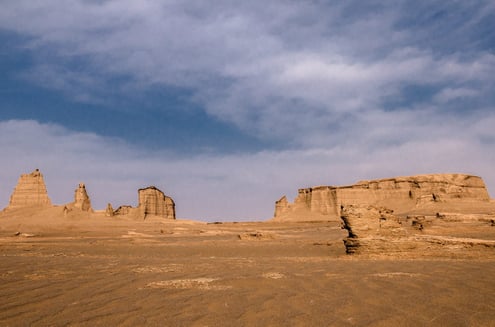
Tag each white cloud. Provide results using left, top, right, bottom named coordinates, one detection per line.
left=1, top=1, right=494, bottom=143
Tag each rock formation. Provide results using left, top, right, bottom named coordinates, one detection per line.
left=273, top=174, right=491, bottom=222
left=105, top=203, right=114, bottom=217
left=109, top=186, right=176, bottom=220
left=3, top=169, right=178, bottom=222
left=6, top=169, right=52, bottom=209
left=138, top=186, right=175, bottom=220
left=340, top=204, right=495, bottom=256
left=72, top=183, right=92, bottom=211
left=341, top=205, right=406, bottom=254
left=113, top=205, right=134, bottom=216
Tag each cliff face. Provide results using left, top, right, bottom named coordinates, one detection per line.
left=138, top=186, right=175, bottom=220
left=341, top=205, right=406, bottom=254
left=340, top=204, right=495, bottom=256
left=273, top=174, right=491, bottom=222
left=6, top=169, right=52, bottom=209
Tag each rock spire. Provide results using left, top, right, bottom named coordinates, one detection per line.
left=7, top=169, right=52, bottom=209
left=72, top=183, right=92, bottom=211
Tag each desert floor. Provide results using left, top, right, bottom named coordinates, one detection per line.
left=1, top=216, right=495, bottom=326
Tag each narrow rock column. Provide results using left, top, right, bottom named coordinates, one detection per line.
left=73, top=183, right=92, bottom=211
left=105, top=203, right=114, bottom=217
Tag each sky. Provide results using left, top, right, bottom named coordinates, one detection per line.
left=0, top=1, right=494, bottom=221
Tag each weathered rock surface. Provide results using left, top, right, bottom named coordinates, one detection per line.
left=3, top=170, right=177, bottom=222
left=138, top=186, right=175, bottom=220
left=72, top=183, right=92, bottom=211
left=105, top=203, right=114, bottom=217
left=110, top=187, right=176, bottom=220
left=274, top=174, right=492, bottom=222
left=6, top=169, right=52, bottom=210
left=340, top=204, right=495, bottom=255
left=238, top=231, right=276, bottom=240
left=341, top=205, right=406, bottom=254
left=113, top=205, right=134, bottom=216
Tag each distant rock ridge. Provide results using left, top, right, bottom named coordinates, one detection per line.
left=3, top=169, right=176, bottom=221
left=273, top=174, right=491, bottom=222
left=6, top=169, right=52, bottom=209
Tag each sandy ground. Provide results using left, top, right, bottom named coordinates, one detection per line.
left=1, top=213, right=495, bottom=326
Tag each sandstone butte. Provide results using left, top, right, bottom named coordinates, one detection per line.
left=273, top=173, right=492, bottom=222
left=273, top=173, right=495, bottom=255
left=2, top=169, right=176, bottom=220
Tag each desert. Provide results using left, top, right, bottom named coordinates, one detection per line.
left=1, top=170, right=495, bottom=326
left=3, top=2, right=495, bottom=326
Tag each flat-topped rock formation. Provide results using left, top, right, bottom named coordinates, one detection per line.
left=6, top=169, right=52, bottom=210
left=108, top=186, right=176, bottom=220
left=273, top=174, right=492, bottom=222
left=138, top=186, right=175, bottom=220
left=275, top=173, right=495, bottom=256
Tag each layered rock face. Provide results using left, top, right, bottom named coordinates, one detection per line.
left=273, top=174, right=491, bottom=222
left=341, top=205, right=406, bottom=254
left=138, top=186, right=175, bottom=220
left=72, top=183, right=92, bottom=211
left=7, top=169, right=52, bottom=209
left=104, top=187, right=176, bottom=220
left=340, top=204, right=495, bottom=256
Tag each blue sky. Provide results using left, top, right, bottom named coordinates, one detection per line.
left=1, top=1, right=494, bottom=221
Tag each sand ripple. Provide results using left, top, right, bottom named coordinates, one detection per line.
left=146, top=278, right=232, bottom=290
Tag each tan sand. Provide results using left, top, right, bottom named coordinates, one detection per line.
left=1, top=212, right=495, bottom=326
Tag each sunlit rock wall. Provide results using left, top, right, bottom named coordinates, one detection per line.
left=274, top=174, right=490, bottom=221
left=6, top=169, right=52, bottom=209
left=138, top=186, right=175, bottom=220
